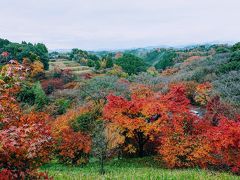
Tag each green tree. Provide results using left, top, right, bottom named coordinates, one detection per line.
left=0, top=40, right=49, bottom=69
left=87, top=60, right=95, bottom=67
left=232, top=42, right=240, bottom=52
left=230, top=50, right=240, bottom=62
left=71, top=111, right=99, bottom=133
left=0, top=38, right=10, bottom=48
left=216, top=46, right=230, bottom=53
left=35, top=43, right=49, bottom=70
left=95, top=61, right=101, bottom=70
left=106, top=57, right=113, bottom=68
left=17, top=82, right=48, bottom=110
left=154, top=51, right=176, bottom=70
left=33, top=82, right=48, bottom=110
left=115, top=54, right=148, bottom=75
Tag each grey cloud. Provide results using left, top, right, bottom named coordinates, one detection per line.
left=0, top=0, right=239, bottom=50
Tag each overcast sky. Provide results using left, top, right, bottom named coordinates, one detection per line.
left=0, top=0, right=240, bottom=50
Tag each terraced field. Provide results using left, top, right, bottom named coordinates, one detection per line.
left=49, top=59, right=93, bottom=75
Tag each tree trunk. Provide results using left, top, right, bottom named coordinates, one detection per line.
left=99, top=153, right=105, bottom=175
left=137, top=131, right=144, bottom=157
left=117, top=148, right=122, bottom=160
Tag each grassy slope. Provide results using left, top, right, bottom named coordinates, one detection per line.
left=41, top=157, right=240, bottom=180
left=48, top=59, right=92, bottom=74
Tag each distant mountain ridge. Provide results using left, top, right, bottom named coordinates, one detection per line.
left=49, top=41, right=235, bottom=53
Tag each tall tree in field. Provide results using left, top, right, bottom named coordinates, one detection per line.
left=103, top=83, right=205, bottom=160
left=92, top=120, right=124, bottom=174
left=103, top=85, right=166, bottom=157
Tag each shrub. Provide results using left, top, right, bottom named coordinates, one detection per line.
left=161, top=67, right=178, bottom=76
left=79, top=76, right=130, bottom=104
left=205, top=96, right=238, bottom=121
left=190, top=67, right=209, bottom=83
left=213, top=70, right=240, bottom=107
left=41, top=78, right=65, bottom=94
left=129, top=72, right=170, bottom=93
left=52, top=105, right=91, bottom=135
left=0, top=93, right=53, bottom=179
left=33, top=82, right=48, bottom=109
left=30, top=60, right=45, bottom=78
left=79, top=58, right=88, bottom=66
left=147, top=67, right=159, bottom=76
left=17, top=83, right=36, bottom=105
left=54, top=98, right=71, bottom=115
left=107, top=65, right=128, bottom=78
left=51, top=67, right=62, bottom=78
left=61, top=69, right=75, bottom=83
left=17, top=82, right=48, bottom=109
left=217, top=61, right=240, bottom=74
left=50, top=68, right=75, bottom=83
left=71, top=111, right=98, bottom=133
left=55, top=128, right=91, bottom=165
left=183, top=81, right=198, bottom=104
left=169, top=53, right=229, bottom=83
left=194, top=82, right=212, bottom=106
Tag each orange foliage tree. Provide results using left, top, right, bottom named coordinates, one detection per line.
left=196, top=97, right=240, bottom=173
left=202, top=116, right=240, bottom=173
left=104, top=83, right=213, bottom=168
left=156, top=84, right=212, bottom=168
left=30, top=60, right=44, bottom=78
left=52, top=104, right=93, bottom=165
left=103, top=86, right=191, bottom=157
left=103, top=85, right=168, bottom=157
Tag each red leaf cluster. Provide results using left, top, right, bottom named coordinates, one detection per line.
left=0, top=96, right=53, bottom=179
left=56, top=128, right=91, bottom=165
left=103, top=83, right=240, bottom=174
left=0, top=61, right=53, bottom=179
left=103, top=84, right=191, bottom=157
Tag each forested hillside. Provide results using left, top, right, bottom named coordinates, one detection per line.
left=1, top=38, right=240, bottom=179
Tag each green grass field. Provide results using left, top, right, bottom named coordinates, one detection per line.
left=41, top=157, right=240, bottom=180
